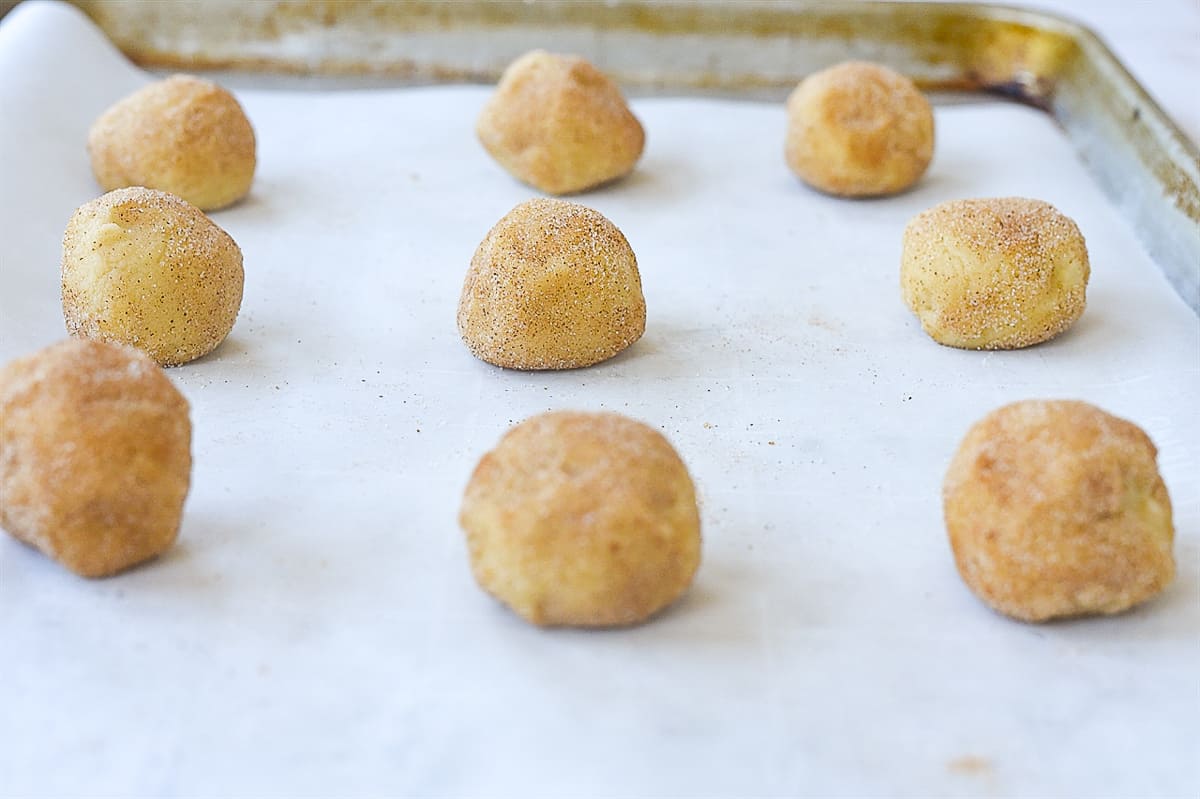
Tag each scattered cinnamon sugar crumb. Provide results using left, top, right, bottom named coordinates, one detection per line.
left=947, top=755, right=993, bottom=777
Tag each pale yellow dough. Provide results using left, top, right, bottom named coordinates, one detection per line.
left=62, top=187, right=244, bottom=367
left=944, top=400, right=1174, bottom=622
left=0, top=339, right=192, bottom=578
left=88, top=74, right=256, bottom=211
left=785, top=61, right=934, bottom=197
left=477, top=50, right=645, bottom=195
left=901, top=197, right=1090, bottom=349
left=457, top=198, right=646, bottom=370
left=460, top=411, right=702, bottom=627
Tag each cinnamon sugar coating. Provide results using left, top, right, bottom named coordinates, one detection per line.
left=785, top=61, right=934, bottom=197
left=457, top=198, right=646, bottom=370
left=901, top=197, right=1090, bottom=349
left=476, top=51, right=645, bottom=195
left=88, top=74, right=256, bottom=211
left=0, top=339, right=192, bottom=578
left=460, top=411, right=701, bottom=627
left=944, top=400, right=1174, bottom=622
left=62, top=187, right=244, bottom=367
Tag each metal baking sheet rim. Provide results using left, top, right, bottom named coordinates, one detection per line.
left=56, top=0, right=1200, bottom=314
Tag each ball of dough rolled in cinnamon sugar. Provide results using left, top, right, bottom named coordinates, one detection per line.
left=901, top=197, right=1089, bottom=349
left=460, top=411, right=701, bottom=627
left=477, top=50, right=645, bottom=195
left=457, top=198, right=646, bottom=370
left=62, top=187, right=244, bottom=367
left=944, top=400, right=1174, bottom=622
left=785, top=61, right=934, bottom=197
left=88, top=74, right=256, bottom=211
left=0, top=339, right=192, bottom=578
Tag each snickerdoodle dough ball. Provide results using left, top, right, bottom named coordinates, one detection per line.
left=785, top=61, right=934, bottom=197
left=477, top=50, right=645, bottom=195
left=460, top=411, right=701, bottom=627
left=0, top=339, right=192, bottom=578
left=457, top=198, right=646, bottom=370
left=901, top=197, right=1089, bottom=349
left=88, top=74, right=256, bottom=211
left=62, top=187, right=244, bottom=367
left=944, top=400, right=1174, bottom=622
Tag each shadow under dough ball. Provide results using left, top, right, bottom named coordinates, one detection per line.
left=476, top=50, right=645, bottom=195
left=460, top=411, right=702, bottom=627
left=62, top=187, right=245, bottom=367
left=900, top=197, right=1090, bottom=349
left=457, top=197, right=646, bottom=370
left=88, top=74, right=256, bottom=211
left=944, top=400, right=1174, bottom=622
left=0, top=339, right=192, bottom=578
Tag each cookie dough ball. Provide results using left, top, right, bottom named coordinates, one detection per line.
left=62, top=187, right=245, bottom=367
left=0, top=339, right=192, bottom=578
left=460, top=411, right=701, bottom=627
left=457, top=198, right=646, bottom=370
left=944, top=400, right=1174, bottom=622
left=88, top=74, right=256, bottom=210
left=477, top=50, right=645, bottom=195
left=785, top=61, right=934, bottom=197
left=901, top=197, right=1089, bottom=349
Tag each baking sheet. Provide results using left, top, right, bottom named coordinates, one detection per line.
left=57, top=0, right=1200, bottom=325
left=1, top=2, right=1197, bottom=797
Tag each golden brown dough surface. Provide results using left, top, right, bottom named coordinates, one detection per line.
left=901, top=197, right=1089, bottom=349
left=457, top=198, right=646, bottom=370
left=785, top=61, right=934, bottom=197
left=944, top=400, right=1174, bottom=622
left=88, top=74, right=256, bottom=211
left=460, top=411, right=701, bottom=627
left=62, top=187, right=244, bottom=367
left=0, top=339, right=192, bottom=578
left=476, top=50, right=644, bottom=195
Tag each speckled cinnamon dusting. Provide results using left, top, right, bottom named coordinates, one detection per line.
left=457, top=197, right=646, bottom=370
left=943, top=399, right=1174, bottom=622
left=901, top=197, right=1090, bottom=349
left=62, top=186, right=244, bottom=367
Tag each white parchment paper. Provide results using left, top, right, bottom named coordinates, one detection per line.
left=1, top=3, right=1197, bottom=797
